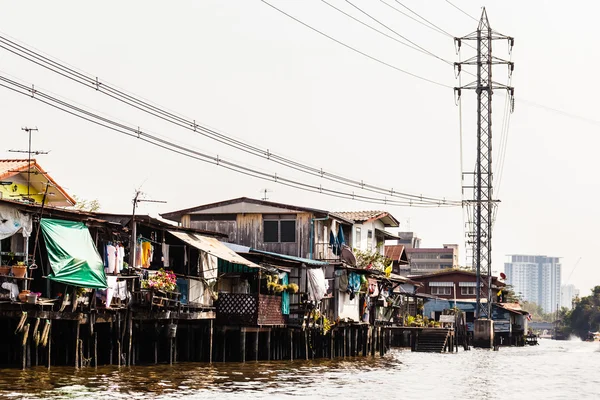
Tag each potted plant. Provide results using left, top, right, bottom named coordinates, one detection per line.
left=11, top=261, right=27, bottom=278
left=141, top=268, right=177, bottom=294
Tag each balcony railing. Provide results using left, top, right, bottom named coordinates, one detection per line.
left=216, top=293, right=285, bottom=326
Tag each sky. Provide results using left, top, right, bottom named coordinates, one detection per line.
left=0, top=1, right=598, bottom=295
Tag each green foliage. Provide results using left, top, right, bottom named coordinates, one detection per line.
left=520, top=301, right=554, bottom=322
left=560, top=286, right=600, bottom=340
left=71, top=195, right=101, bottom=212
left=354, top=248, right=392, bottom=272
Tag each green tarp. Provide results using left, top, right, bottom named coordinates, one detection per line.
left=40, top=218, right=107, bottom=289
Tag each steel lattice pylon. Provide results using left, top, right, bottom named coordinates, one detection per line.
left=454, top=8, right=514, bottom=319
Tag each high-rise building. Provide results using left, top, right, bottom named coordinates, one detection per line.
left=407, top=244, right=459, bottom=275
left=504, top=255, right=561, bottom=314
left=560, top=284, right=580, bottom=310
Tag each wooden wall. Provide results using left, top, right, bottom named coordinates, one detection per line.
left=189, top=212, right=313, bottom=258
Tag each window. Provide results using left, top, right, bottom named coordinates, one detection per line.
left=440, top=254, right=453, bottom=259
left=263, top=215, right=296, bottom=243
left=461, top=287, right=477, bottom=296
left=431, top=287, right=452, bottom=295
left=264, top=220, right=279, bottom=242
left=355, top=227, right=361, bottom=248
left=367, top=230, right=373, bottom=251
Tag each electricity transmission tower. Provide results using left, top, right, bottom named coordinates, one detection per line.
left=454, top=8, right=514, bottom=319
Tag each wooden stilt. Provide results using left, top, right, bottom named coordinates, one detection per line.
left=117, top=315, right=122, bottom=367
left=254, top=331, right=259, bottom=362
left=154, top=322, right=158, bottom=364
left=304, top=330, right=309, bottom=360
left=75, top=320, right=80, bottom=369
left=267, top=329, right=271, bottom=361
left=127, top=313, right=133, bottom=366
left=330, top=330, right=334, bottom=359
left=240, top=328, right=246, bottom=363
left=209, top=320, right=214, bottom=363
left=94, top=332, right=98, bottom=368
left=47, top=323, right=51, bottom=370
left=222, top=329, right=227, bottom=362
left=289, top=330, right=293, bottom=361
left=109, top=321, right=114, bottom=365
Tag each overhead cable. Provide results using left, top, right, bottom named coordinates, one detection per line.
left=0, top=31, right=457, bottom=206
left=0, top=73, right=462, bottom=208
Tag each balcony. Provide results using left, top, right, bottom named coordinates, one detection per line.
left=216, top=293, right=286, bottom=326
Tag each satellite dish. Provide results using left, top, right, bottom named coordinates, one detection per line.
left=341, top=245, right=356, bottom=266
left=500, top=272, right=506, bottom=280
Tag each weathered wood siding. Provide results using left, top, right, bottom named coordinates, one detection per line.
left=188, top=212, right=312, bottom=258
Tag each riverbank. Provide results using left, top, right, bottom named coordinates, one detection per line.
left=0, top=339, right=597, bottom=399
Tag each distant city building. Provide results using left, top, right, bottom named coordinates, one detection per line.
left=504, top=255, right=561, bottom=314
left=406, top=244, right=459, bottom=275
left=396, top=232, right=421, bottom=249
left=560, top=284, right=579, bottom=310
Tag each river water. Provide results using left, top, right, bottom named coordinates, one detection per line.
left=0, top=339, right=598, bottom=399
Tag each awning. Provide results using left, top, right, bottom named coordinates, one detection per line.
left=40, top=218, right=107, bottom=289
left=168, top=231, right=260, bottom=269
left=429, top=281, right=453, bottom=287
left=459, top=282, right=482, bottom=287
left=249, top=248, right=329, bottom=267
left=375, top=228, right=399, bottom=240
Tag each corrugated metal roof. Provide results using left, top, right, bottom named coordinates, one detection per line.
left=249, top=249, right=328, bottom=266
left=385, top=244, right=406, bottom=261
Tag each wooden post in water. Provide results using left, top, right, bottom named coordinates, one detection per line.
left=304, top=330, right=309, bottom=360
left=267, top=329, right=271, bottom=361
left=222, top=330, right=227, bottom=362
left=254, top=331, right=259, bottom=362
left=209, top=320, right=214, bottom=363
left=154, top=322, right=158, bottom=364
left=94, top=332, right=98, bottom=367
left=240, top=328, right=246, bottom=363
left=47, top=323, right=51, bottom=370
left=117, top=316, right=122, bottom=367
left=330, top=330, right=334, bottom=359
left=127, top=313, right=133, bottom=366
left=289, top=330, right=293, bottom=361
left=109, top=321, right=114, bottom=365
left=75, top=320, right=80, bottom=369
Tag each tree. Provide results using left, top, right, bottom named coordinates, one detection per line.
left=70, top=195, right=101, bottom=212
left=561, top=286, right=600, bottom=340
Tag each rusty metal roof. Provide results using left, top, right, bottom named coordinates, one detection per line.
left=334, top=211, right=399, bottom=227
left=385, top=244, right=408, bottom=262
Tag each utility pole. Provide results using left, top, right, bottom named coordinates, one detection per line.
left=8, top=127, right=48, bottom=203
left=454, top=8, right=514, bottom=319
left=130, top=190, right=166, bottom=268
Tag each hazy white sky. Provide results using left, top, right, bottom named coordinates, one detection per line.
left=0, top=1, right=597, bottom=295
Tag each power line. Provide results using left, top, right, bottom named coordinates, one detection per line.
left=0, top=31, right=458, bottom=206
left=0, top=73, right=462, bottom=208
left=342, top=0, right=453, bottom=65
left=259, top=0, right=451, bottom=88
left=391, top=0, right=455, bottom=38
left=445, top=0, right=479, bottom=22
left=320, top=0, right=432, bottom=57
left=379, top=0, right=452, bottom=37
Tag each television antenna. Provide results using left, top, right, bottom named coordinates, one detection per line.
left=8, top=127, right=49, bottom=202
left=130, top=190, right=166, bottom=267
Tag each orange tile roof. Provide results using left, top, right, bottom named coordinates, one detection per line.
left=0, top=159, right=75, bottom=206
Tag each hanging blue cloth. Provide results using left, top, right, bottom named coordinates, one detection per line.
left=330, top=230, right=341, bottom=256
left=337, top=224, right=345, bottom=246
left=280, top=272, right=290, bottom=315
left=348, top=272, right=361, bottom=292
